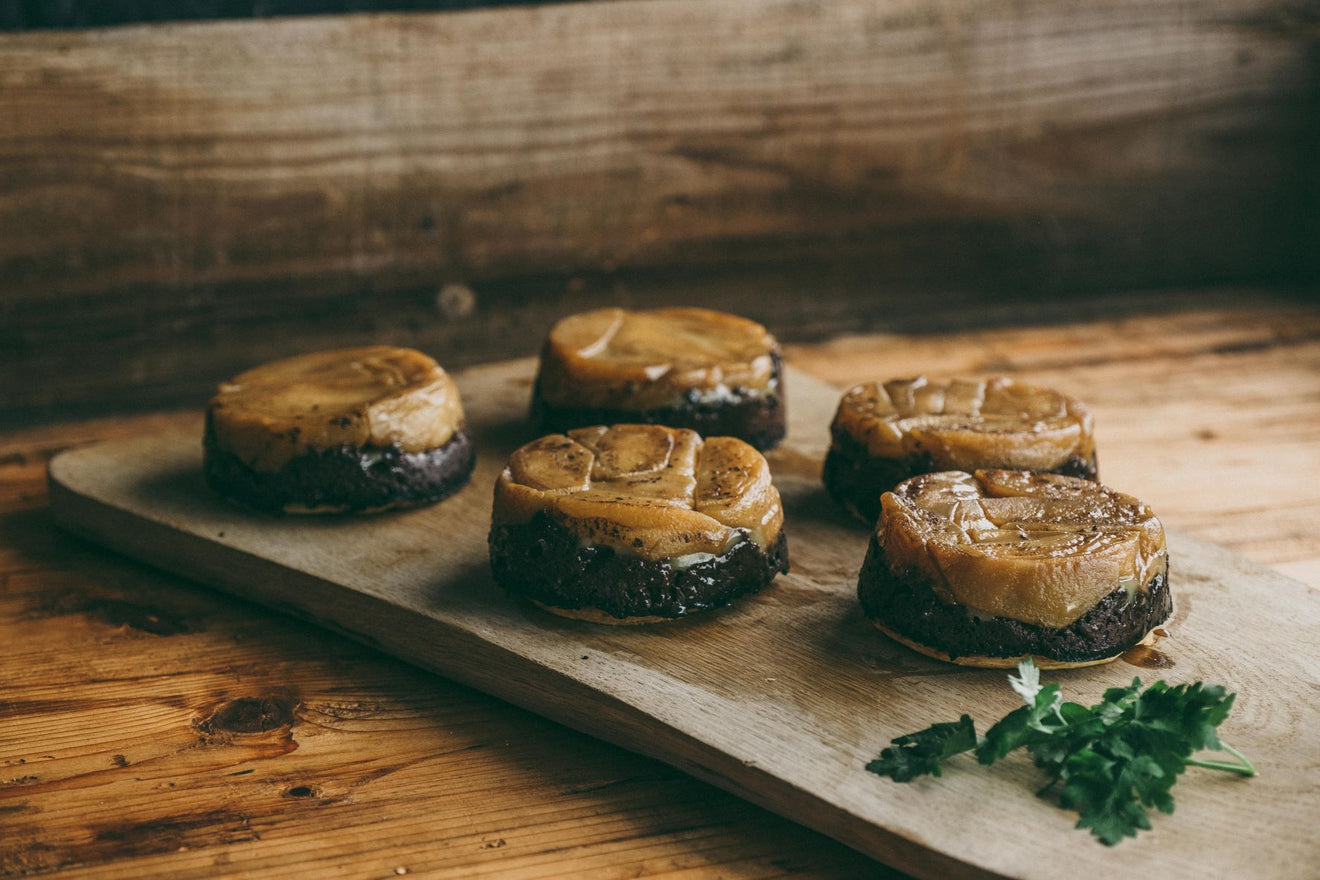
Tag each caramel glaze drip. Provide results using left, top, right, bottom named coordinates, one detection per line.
left=878, top=469, right=1167, bottom=629
left=493, top=424, right=783, bottom=561
left=536, top=307, right=780, bottom=411
left=833, top=376, right=1095, bottom=472
left=209, top=346, right=464, bottom=472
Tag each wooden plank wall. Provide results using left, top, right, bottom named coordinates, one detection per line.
left=0, top=0, right=1316, bottom=422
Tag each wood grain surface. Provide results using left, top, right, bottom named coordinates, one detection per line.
left=40, top=355, right=1320, bottom=878
left=3, top=300, right=1319, bottom=878
left=2, top=0, right=1316, bottom=419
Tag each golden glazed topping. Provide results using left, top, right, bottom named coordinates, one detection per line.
left=536, top=307, right=780, bottom=410
left=878, top=470, right=1166, bottom=629
left=833, top=377, right=1094, bottom=471
left=209, top=346, right=465, bottom=472
left=493, top=424, right=783, bottom=561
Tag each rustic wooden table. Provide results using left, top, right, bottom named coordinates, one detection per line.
left=3, top=293, right=1317, bottom=879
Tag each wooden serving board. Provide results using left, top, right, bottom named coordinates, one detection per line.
left=47, top=360, right=1320, bottom=880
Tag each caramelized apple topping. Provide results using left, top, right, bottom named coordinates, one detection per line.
left=536, top=307, right=780, bottom=410
left=878, top=470, right=1166, bottom=629
left=833, top=377, right=1094, bottom=471
left=209, top=346, right=464, bottom=472
left=494, top=424, right=783, bottom=561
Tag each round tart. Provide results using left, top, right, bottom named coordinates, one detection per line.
left=824, top=376, right=1097, bottom=522
left=531, top=307, right=786, bottom=450
left=203, top=346, right=474, bottom=514
left=858, top=469, right=1171, bottom=668
left=488, top=423, right=788, bottom=623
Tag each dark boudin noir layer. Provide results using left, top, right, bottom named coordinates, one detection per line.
left=531, top=354, right=786, bottom=451
left=823, top=427, right=1098, bottom=522
left=857, top=535, right=1171, bottom=663
left=203, top=415, right=474, bottom=514
left=489, top=511, right=789, bottom=620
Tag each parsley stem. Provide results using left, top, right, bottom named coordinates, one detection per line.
left=1186, top=742, right=1256, bottom=777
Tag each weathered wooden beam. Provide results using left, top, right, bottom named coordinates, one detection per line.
left=0, top=0, right=1315, bottom=419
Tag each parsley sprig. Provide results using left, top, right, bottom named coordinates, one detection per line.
left=866, top=660, right=1255, bottom=845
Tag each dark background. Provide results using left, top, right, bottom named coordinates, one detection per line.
left=1, top=0, right=559, bottom=30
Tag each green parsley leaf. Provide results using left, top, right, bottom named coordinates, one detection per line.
left=975, top=680, right=1064, bottom=765
left=864, top=660, right=1254, bottom=845
left=865, top=714, right=977, bottom=782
